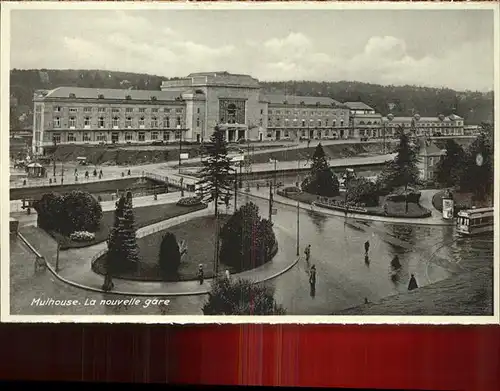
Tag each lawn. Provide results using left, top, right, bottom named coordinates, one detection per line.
left=432, top=190, right=492, bottom=213
left=282, top=191, right=431, bottom=218
left=92, top=215, right=235, bottom=282
left=54, top=202, right=207, bottom=249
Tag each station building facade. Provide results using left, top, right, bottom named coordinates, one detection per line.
left=31, top=71, right=465, bottom=155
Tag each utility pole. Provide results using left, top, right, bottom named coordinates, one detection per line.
left=56, top=241, right=61, bottom=272
left=268, top=181, right=273, bottom=223
left=296, top=157, right=301, bottom=256
left=234, top=171, right=238, bottom=213
left=178, top=127, right=183, bottom=174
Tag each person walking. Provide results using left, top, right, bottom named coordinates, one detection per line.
left=304, top=244, right=311, bottom=263
left=93, top=168, right=97, bottom=177
left=364, top=240, right=370, bottom=256
left=408, top=274, right=418, bottom=291
left=197, top=264, right=204, bottom=285
left=85, top=170, right=89, bottom=180
left=309, top=265, right=317, bottom=298
left=127, top=169, right=131, bottom=176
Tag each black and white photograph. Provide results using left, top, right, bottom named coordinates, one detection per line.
left=1, top=2, right=498, bottom=323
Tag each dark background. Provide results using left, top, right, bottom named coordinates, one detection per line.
left=1, top=324, right=499, bottom=389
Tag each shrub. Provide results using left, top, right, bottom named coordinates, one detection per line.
left=301, top=169, right=339, bottom=197
left=70, top=231, right=96, bottom=242
left=202, top=277, right=286, bottom=315
left=346, top=177, right=380, bottom=207
left=176, top=196, right=203, bottom=206
left=158, top=232, right=181, bottom=279
left=220, top=202, right=277, bottom=272
left=34, top=190, right=102, bottom=236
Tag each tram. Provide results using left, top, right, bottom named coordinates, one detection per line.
left=456, top=207, right=494, bottom=236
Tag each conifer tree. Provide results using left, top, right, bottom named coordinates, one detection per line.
left=301, top=143, right=339, bottom=196
left=196, top=125, right=235, bottom=216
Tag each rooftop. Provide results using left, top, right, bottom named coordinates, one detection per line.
left=261, top=94, right=344, bottom=107
left=37, top=87, right=185, bottom=102
left=344, top=101, right=375, bottom=111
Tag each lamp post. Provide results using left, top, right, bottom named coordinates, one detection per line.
left=344, top=168, right=354, bottom=219
left=55, top=240, right=61, bottom=272
left=52, top=136, right=57, bottom=177
left=177, top=125, right=182, bottom=174
left=296, top=157, right=301, bottom=256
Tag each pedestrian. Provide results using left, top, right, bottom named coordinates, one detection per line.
left=127, top=169, right=131, bottom=176
left=197, top=264, right=204, bottom=285
left=408, top=274, right=418, bottom=291
left=309, top=265, right=316, bottom=286
left=364, top=254, right=370, bottom=265
left=304, top=244, right=311, bottom=263
left=61, top=177, right=64, bottom=185
left=121, top=172, right=125, bottom=177
left=364, top=240, right=370, bottom=255
left=74, top=168, right=77, bottom=175
left=75, top=174, right=78, bottom=182
left=85, top=170, right=89, bottom=180
left=93, top=168, right=97, bottom=177
left=99, top=169, right=103, bottom=177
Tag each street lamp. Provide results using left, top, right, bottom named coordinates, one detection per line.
left=177, top=125, right=182, bottom=174
left=343, top=168, right=354, bottom=219
left=52, top=136, right=57, bottom=177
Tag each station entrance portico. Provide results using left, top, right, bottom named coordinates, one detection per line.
left=219, top=124, right=247, bottom=142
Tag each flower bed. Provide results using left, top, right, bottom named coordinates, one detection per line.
left=176, top=196, right=204, bottom=207
left=69, top=231, right=95, bottom=242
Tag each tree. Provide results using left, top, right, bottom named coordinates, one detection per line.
left=434, top=139, right=466, bottom=188
left=378, top=127, right=421, bottom=213
left=60, top=191, right=103, bottom=235
left=196, top=125, right=235, bottom=217
left=346, top=177, right=379, bottom=207
left=301, top=143, right=339, bottom=196
left=202, top=277, right=286, bottom=315
left=33, top=190, right=102, bottom=236
left=158, top=232, right=181, bottom=280
left=460, top=132, right=493, bottom=201
left=107, top=192, right=139, bottom=273
left=220, top=202, right=277, bottom=272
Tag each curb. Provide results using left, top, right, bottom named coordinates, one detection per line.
left=20, top=212, right=299, bottom=297
left=241, top=191, right=454, bottom=227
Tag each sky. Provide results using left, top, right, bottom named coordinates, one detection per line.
left=9, top=8, right=496, bottom=92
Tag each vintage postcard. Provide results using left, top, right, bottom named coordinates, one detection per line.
left=1, top=1, right=498, bottom=324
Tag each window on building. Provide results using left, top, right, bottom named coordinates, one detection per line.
left=139, top=117, right=145, bottom=127
left=197, top=108, right=200, bottom=114
left=176, top=108, right=183, bottom=114
left=97, top=133, right=107, bottom=142
left=318, top=120, right=322, bottom=127
left=150, top=117, right=157, bottom=128
left=125, top=132, right=133, bottom=142
left=176, top=117, right=181, bottom=126
left=360, top=121, right=365, bottom=125
left=84, top=117, right=91, bottom=126
left=164, top=117, right=170, bottom=128
left=302, top=130, right=306, bottom=137
left=139, top=108, right=146, bottom=113
left=52, top=133, right=61, bottom=144
left=68, top=133, right=76, bottom=142
left=98, top=107, right=106, bottom=113
left=126, top=108, right=133, bottom=113
left=112, top=108, right=120, bottom=113
left=302, top=120, right=306, bottom=127
left=340, top=120, right=344, bottom=127
left=151, top=131, right=159, bottom=140
left=98, top=117, right=105, bottom=128
left=284, top=130, right=289, bottom=138
left=126, top=117, right=132, bottom=127
left=333, top=121, right=336, bottom=127
left=152, top=108, right=159, bottom=113
left=163, top=131, right=170, bottom=141
left=83, top=133, right=91, bottom=142
left=54, top=117, right=61, bottom=128
left=325, top=119, right=329, bottom=127
left=164, top=108, right=171, bottom=113
left=112, top=117, right=119, bottom=127
left=196, top=117, right=200, bottom=127
left=69, top=108, right=77, bottom=113
left=175, top=131, right=181, bottom=140
left=84, top=107, right=92, bottom=113
left=260, top=109, right=264, bottom=115
left=325, top=129, right=330, bottom=136
left=69, top=117, right=76, bottom=128
left=260, top=118, right=263, bottom=126
left=138, top=132, right=145, bottom=142
left=267, top=132, right=272, bottom=138
left=54, top=106, right=61, bottom=113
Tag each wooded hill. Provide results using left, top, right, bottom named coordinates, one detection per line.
left=10, top=69, right=494, bottom=130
